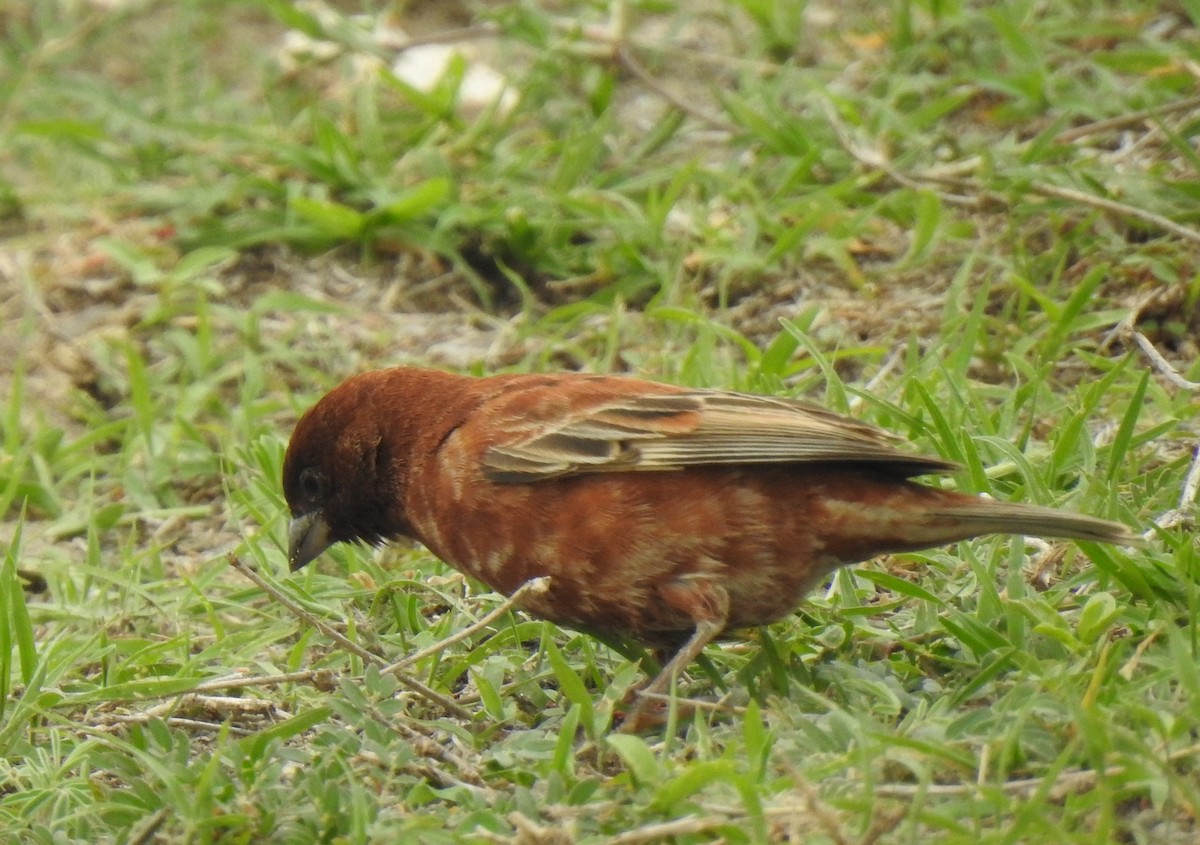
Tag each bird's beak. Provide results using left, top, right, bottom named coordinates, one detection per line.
left=288, top=511, right=332, bottom=571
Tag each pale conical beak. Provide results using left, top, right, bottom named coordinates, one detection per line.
left=288, top=511, right=332, bottom=571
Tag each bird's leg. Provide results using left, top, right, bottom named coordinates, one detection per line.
left=620, top=575, right=730, bottom=733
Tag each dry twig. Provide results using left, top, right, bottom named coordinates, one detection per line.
left=227, top=553, right=473, bottom=720
left=820, top=96, right=1200, bottom=245
left=606, top=815, right=731, bottom=845
left=1028, top=181, right=1200, bottom=248
left=614, top=44, right=737, bottom=133
left=385, top=576, right=552, bottom=672
left=190, top=669, right=337, bottom=694
left=1054, top=93, right=1200, bottom=143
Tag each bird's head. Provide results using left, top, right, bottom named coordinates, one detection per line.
left=282, top=372, right=410, bottom=571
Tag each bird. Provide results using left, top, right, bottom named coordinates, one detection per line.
left=282, top=366, right=1141, bottom=728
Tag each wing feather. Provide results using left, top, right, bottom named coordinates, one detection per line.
left=483, top=388, right=956, bottom=482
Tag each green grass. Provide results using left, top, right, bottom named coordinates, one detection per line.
left=2, top=0, right=1199, bottom=841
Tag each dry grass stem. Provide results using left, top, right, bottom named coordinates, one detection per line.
left=227, top=553, right=474, bottom=720
left=386, top=576, right=552, bottom=672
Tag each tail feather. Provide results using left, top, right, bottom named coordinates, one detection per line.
left=930, top=499, right=1144, bottom=547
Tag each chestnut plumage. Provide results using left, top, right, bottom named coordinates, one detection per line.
left=282, top=367, right=1140, bottom=721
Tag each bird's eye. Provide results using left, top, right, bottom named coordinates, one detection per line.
left=298, top=467, right=327, bottom=500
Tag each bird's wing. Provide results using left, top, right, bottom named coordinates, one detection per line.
left=482, top=389, right=956, bottom=482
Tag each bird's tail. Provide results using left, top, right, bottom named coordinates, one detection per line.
left=924, top=496, right=1144, bottom=547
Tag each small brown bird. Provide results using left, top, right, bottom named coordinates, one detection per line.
left=283, top=367, right=1139, bottom=724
